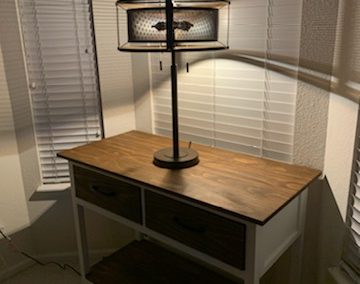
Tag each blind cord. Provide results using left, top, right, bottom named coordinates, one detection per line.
left=0, top=229, right=80, bottom=276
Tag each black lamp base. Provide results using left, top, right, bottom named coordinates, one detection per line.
left=153, top=147, right=199, bottom=169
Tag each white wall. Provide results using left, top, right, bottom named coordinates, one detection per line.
left=0, top=43, right=30, bottom=235
left=324, top=95, right=358, bottom=219
left=132, top=54, right=153, bottom=133
left=0, top=6, right=36, bottom=275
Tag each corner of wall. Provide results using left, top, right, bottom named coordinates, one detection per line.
left=131, top=53, right=153, bottom=133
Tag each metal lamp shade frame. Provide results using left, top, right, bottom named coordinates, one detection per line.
left=116, top=0, right=230, bottom=169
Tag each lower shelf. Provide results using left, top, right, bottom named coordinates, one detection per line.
left=86, top=240, right=240, bottom=284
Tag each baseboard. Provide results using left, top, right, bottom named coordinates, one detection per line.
left=36, top=248, right=116, bottom=265
left=0, top=249, right=116, bottom=282
left=328, top=266, right=354, bottom=284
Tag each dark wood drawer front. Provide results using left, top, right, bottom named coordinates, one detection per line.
left=145, top=192, right=246, bottom=269
left=74, top=166, right=141, bottom=224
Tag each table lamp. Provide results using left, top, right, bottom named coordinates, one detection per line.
left=116, top=0, right=230, bottom=169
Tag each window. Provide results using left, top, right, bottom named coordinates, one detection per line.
left=341, top=116, right=360, bottom=282
left=151, top=0, right=302, bottom=163
left=19, top=0, right=103, bottom=184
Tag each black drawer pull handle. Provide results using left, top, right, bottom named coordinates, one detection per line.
left=173, top=216, right=206, bottom=234
left=90, top=185, right=116, bottom=197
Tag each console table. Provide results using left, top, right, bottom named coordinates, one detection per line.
left=59, top=131, right=320, bottom=284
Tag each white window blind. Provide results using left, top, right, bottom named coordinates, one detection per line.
left=341, top=121, right=360, bottom=282
left=151, top=0, right=302, bottom=163
left=19, top=0, right=103, bottom=184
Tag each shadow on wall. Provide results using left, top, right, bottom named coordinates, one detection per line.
left=332, top=0, right=360, bottom=103
left=258, top=178, right=346, bottom=284
left=0, top=226, right=35, bottom=281
left=144, top=0, right=359, bottom=105
left=28, top=190, right=134, bottom=257
left=301, top=178, right=346, bottom=284
left=0, top=189, right=135, bottom=282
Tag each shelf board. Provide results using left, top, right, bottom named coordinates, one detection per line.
left=86, top=240, right=240, bottom=284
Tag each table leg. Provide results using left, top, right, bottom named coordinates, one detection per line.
left=289, top=189, right=308, bottom=284
left=70, top=164, right=90, bottom=280
left=135, top=231, right=145, bottom=241
left=73, top=204, right=90, bottom=279
left=242, top=274, right=259, bottom=284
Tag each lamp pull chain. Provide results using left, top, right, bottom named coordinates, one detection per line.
left=159, top=52, right=163, bottom=71
left=185, top=51, right=189, bottom=73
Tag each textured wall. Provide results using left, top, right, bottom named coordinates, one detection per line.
left=294, top=83, right=330, bottom=169
left=295, top=1, right=360, bottom=284
left=293, top=0, right=338, bottom=170
left=294, top=0, right=359, bottom=217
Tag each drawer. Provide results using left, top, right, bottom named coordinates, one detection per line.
left=145, top=191, right=246, bottom=269
left=74, top=166, right=142, bottom=224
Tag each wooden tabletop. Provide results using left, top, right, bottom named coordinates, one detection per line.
left=59, top=131, right=321, bottom=225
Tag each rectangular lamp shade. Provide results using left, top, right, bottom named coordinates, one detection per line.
left=116, top=0, right=230, bottom=52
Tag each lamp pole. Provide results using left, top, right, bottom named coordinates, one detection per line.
left=170, top=50, right=179, bottom=159
left=166, top=0, right=179, bottom=159
left=152, top=0, right=199, bottom=168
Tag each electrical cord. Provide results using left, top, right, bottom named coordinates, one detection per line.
left=0, top=228, right=80, bottom=276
